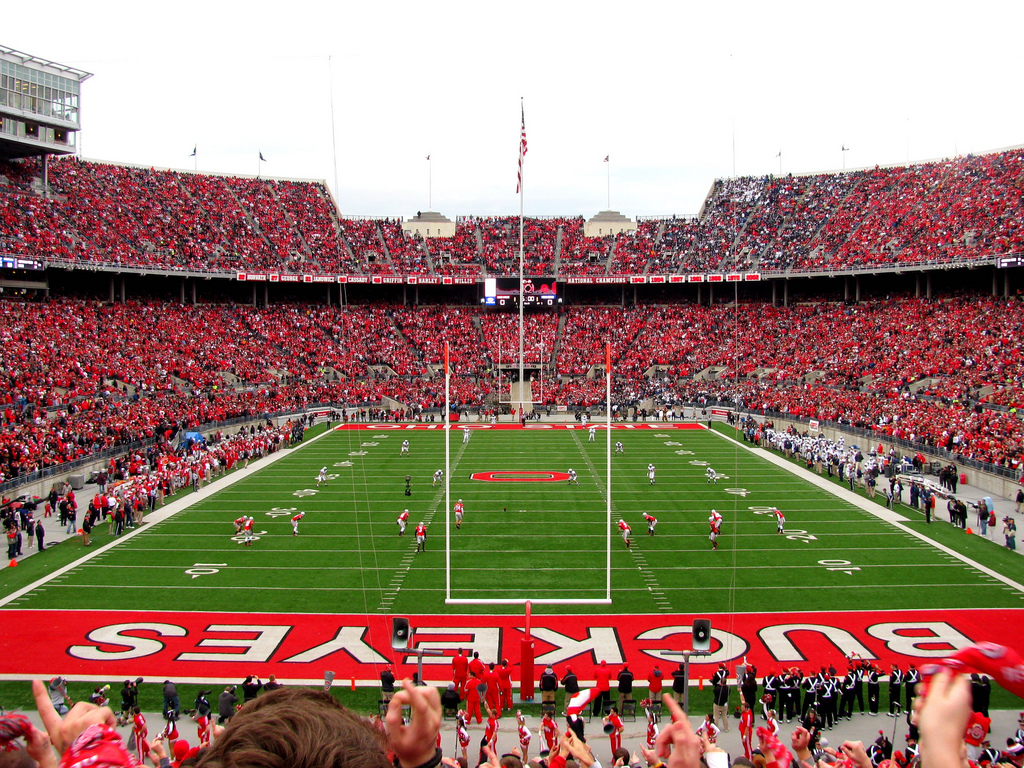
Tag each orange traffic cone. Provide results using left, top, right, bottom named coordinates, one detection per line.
left=966, top=528, right=973, bottom=535
left=8, top=559, right=16, bottom=567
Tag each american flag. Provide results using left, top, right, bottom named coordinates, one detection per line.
left=516, top=102, right=528, bottom=194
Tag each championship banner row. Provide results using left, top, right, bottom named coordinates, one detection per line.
left=234, top=273, right=763, bottom=284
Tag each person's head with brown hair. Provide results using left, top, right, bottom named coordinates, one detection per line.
left=195, top=687, right=390, bottom=768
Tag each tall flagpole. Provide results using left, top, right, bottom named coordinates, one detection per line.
left=328, top=56, right=340, bottom=197
left=444, top=342, right=451, bottom=601
left=518, top=99, right=526, bottom=420
left=606, top=342, right=612, bottom=601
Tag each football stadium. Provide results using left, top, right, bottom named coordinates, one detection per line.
left=1, top=11, right=1023, bottom=768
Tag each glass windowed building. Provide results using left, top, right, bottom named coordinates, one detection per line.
left=0, top=44, right=91, bottom=160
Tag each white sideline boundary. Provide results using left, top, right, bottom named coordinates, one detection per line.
left=711, top=427, right=1024, bottom=594
left=0, top=426, right=336, bottom=609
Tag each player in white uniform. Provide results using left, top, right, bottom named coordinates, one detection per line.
left=568, top=468, right=579, bottom=486
left=588, top=426, right=596, bottom=443
left=706, top=467, right=718, bottom=484
left=397, top=509, right=409, bottom=536
left=433, top=469, right=444, bottom=487
left=454, top=499, right=465, bottom=529
left=291, top=512, right=305, bottom=535
left=317, top=467, right=328, bottom=486
left=615, top=441, right=624, bottom=454
left=774, top=507, right=785, bottom=534
left=581, top=413, right=588, bottom=428
left=463, top=428, right=470, bottom=444
left=648, top=464, right=656, bottom=484
left=400, top=440, right=410, bottom=456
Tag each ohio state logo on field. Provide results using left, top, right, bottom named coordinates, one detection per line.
left=472, top=471, right=572, bottom=482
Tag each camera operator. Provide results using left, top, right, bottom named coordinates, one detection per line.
left=194, top=688, right=212, bottom=717
left=163, top=679, right=179, bottom=719
left=218, top=684, right=238, bottom=724
left=119, top=678, right=139, bottom=726
left=241, top=675, right=263, bottom=703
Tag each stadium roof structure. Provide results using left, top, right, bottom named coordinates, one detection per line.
left=0, top=44, right=93, bottom=81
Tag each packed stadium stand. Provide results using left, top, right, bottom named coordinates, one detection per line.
left=3, top=148, right=1024, bottom=489
left=3, top=148, right=1024, bottom=275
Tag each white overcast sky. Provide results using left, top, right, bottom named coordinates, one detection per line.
left=9, top=0, right=1023, bottom=218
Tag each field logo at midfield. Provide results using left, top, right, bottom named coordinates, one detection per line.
left=472, top=470, right=572, bottom=482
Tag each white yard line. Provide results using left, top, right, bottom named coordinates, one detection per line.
left=0, top=428, right=335, bottom=608
left=713, top=428, right=1024, bottom=593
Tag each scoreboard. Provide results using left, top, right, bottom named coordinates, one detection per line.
left=482, top=277, right=560, bottom=308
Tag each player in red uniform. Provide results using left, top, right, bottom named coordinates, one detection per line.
left=454, top=499, right=465, bottom=529
left=234, top=516, right=246, bottom=534
left=466, top=673, right=485, bottom=723
left=397, top=509, right=409, bottom=536
left=774, top=507, right=786, bottom=534
left=483, top=663, right=501, bottom=715
left=643, top=513, right=658, bottom=536
left=452, top=648, right=469, bottom=696
left=618, top=519, right=632, bottom=548
left=498, top=659, right=514, bottom=713
left=709, top=509, right=723, bottom=550
left=243, top=516, right=255, bottom=546
left=415, top=522, right=427, bottom=553
left=291, top=512, right=305, bottom=535
left=132, top=706, right=149, bottom=763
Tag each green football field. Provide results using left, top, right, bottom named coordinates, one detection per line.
left=6, top=422, right=1022, bottom=617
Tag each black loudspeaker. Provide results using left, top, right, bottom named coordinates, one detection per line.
left=692, top=619, right=712, bottom=652
left=392, top=617, right=412, bottom=650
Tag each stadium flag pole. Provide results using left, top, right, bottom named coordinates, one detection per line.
left=606, top=342, right=612, bottom=601
left=445, top=341, right=451, bottom=601
left=516, top=99, right=527, bottom=421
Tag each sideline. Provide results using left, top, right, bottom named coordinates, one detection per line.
left=712, top=426, right=1024, bottom=594
left=0, top=428, right=336, bottom=609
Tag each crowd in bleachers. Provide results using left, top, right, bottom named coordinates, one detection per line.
left=3, top=294, right=1024, bottom=483
left=3, top=148, right=1024, bottom=277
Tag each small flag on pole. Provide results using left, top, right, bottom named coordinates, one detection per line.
left=426, top=154, right=431, bottom=161
left=259, top=152, right=267, bottom=162
left=189, top=145, right=197, bottom=157
left=516, top=101, right=528, bottom=194
left=604, top=155, right=609, bottom=162
left=776, top=151, right=782, bottom=158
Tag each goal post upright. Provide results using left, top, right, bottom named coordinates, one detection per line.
left=606, top=342, right=612, bottom=602
left=444, top=342, right=451, bottom=602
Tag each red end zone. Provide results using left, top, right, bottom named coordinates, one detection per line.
left=1, top=608, right=1020, bottom=684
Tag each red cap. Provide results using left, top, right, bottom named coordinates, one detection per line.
left=173, top=740, right=190, bottom=760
